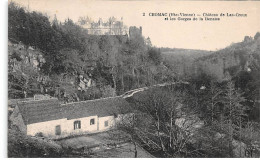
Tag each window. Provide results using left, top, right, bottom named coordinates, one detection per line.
left=104, top=120, right=109, bottom=127
left=74, top=120, right=81, bottom=130
left=55, top=125, right=61, bottom=135
left=90, top=118, right=95, bottom=125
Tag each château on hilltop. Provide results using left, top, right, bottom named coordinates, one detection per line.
left=77, top=17, right=129, bottom=35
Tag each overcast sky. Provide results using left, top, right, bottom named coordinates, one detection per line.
left=11, top=0, right=260, bottom=51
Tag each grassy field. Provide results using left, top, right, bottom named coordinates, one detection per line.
left=56, top=130, right=153, bottom=158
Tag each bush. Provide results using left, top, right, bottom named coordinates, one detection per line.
left=35, top=132, right=44, bottom=137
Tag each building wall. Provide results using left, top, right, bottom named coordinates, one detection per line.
left=27, top=115, right=115, bottom=138
left=129, top=26, right=142, bottom=40
left=27, top=118, right=67, bottom=137
left=98, top=116, right=115, bottom=131
left=10, top=106, right=27, bottom=134
left=65, top=115, right=98, bottom=135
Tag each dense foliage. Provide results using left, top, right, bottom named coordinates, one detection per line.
left=123, top=78, right=260, bottom=157
left=8, top=2, right=166, bottom=101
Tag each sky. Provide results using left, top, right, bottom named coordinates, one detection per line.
left=11, top=0, right=260, bottom=51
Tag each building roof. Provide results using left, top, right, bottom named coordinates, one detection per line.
left=17, top=96, right=131, bottom=125
left=8, top=95, right=55, bottom=108
left=8, top=98, right=34, bottom=108
left=61, top=96, right=131, bottom=120
left=17, top=98, right=65, bottom=125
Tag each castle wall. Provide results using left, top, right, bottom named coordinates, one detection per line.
left=129, top=26, right=142, bottom=40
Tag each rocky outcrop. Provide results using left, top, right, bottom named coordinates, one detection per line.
left=232, top=140, right=247, bottom=158
left=8, top=41, right=45, bottom=72
left=194, top=34, right=260, bottom=81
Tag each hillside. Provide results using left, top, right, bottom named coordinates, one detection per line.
left=161, top=48, right=211, bottom=78
left=193, top=33, right=260, bottom=121
left=8, top=2, right=170, bottom=102
left=194, top=33, right=260, bottom=81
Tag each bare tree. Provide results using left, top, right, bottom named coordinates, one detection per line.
left=123, top=85, right=205, bottom=157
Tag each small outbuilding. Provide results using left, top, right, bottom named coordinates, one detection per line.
left=11, top=96, right=131, bottom=139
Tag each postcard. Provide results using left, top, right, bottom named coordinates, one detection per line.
left=7, top=0, right=260, bottom=158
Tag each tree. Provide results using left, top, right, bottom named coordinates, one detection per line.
left=148, top=48, right=162, bottom=65
left=254, top=32, right=260, bottom=40
left=114, top=113, right=139, bottom=157
left=123, top=84, right=206, bottom=157
left=201, top=81, right=223, bottom=123
left=221, top=80, right=248, bottom=157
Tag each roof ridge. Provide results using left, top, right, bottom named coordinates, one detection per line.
left=61, top=95, right=123, bottom=106
left=18, top=98, right=59, bottom=104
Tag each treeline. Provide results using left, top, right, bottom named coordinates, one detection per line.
left=8, top=2, right=167, bottom=100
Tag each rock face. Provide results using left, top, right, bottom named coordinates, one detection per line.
left=232, top=140, right=247, bottom=158
left=175, top=115, right=204, bottom=134
left=8, top=42, right=46, bottom=72
left=194, top=34, right=260, bottom=81
left=77, top=74, right=95, bottom=91
left=175, top=116, right=204, bottom=144
left=175, top=108, right=204, bottom=144
left=175, top=103, right=204, bottom=136
left=214, top=132, right=226, bottom=140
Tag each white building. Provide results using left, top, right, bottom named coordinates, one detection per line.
left=11, top=96, right=131, bottom=139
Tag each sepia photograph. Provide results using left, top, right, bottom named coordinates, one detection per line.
left=6, top=0, right=260, bottom=158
